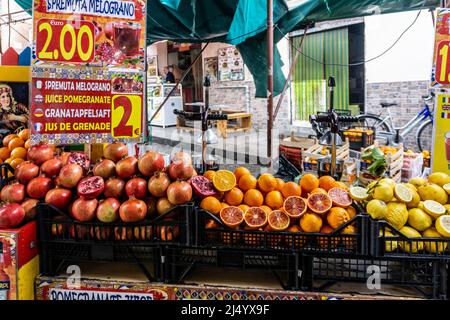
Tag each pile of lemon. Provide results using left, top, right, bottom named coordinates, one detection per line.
left=350, top=172, right=450, bottom=254
left=0, top=129, right=30, bottom=174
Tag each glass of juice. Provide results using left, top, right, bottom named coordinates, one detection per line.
left=113, top=22, right=141, bottom=57
left=446, top=132, right=450, bottom=162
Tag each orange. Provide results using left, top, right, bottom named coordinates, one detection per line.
left=214, top=191, right=224, bottom=201
left=346, top=206, right=357, bottom=219
left=238, top=204, right=250, bottom=212
left=221, top=202, right=230, bottom=209
left=17, top=128, right=30, bottom=141
left=281, top=182, right=302, bottom=198
left=342, top=224, right=357, bottom=234
left=9, top=158, right=24, bottom=169
left=212, top=170, right=236, bottom=192
left=200, top=196, right=222, bottom=215
left=10, top=147, right=27, bottom=159
left=328, top=187, right=352, bottom=208
left=238, top=174, right=257, bottom=191
left=8, top=137, right=24, bottom=151
left=244, top=207, right=268, bottom=229
left=300, top=174, right=319, bottom=193
left=257, top=173, right=277, bottom=193
left=332, top=181, right=349, bottom=191
left=3, top=134, right=18, bottom=147
left=276, top=178, right=285, bottom=191
left=287, top=225, right=301, bottom=233
left=220, top=206, right=244, bottom=228
left=320, top=225, right=334, bottom=234
left=234, top=167, right=251, bottom=181
left=310, top=187, right=328, bottom=195
left=0, top=147, right=10, bottom=161
left=319, top=176, right=336, bottom=191
left=24, top=139, right=31, bottom=149
left=244, top=189, right=264, bottom=207
left=4, top=157, right=12, bottom=164
left=283, top=196, right=307, bottom=218
left=203, top=170, right=216, bottom=181
left=307, top=193, right=333, bottom=214
left=267, top=210, right=290, bottom=231
left=300, top=212, right=323, bottom=233
left=224, top=187, right=244, bottom=206
left=260, top=205, right=272, bottom=215
left=327, top=207, right=350, bottom=229
left=265, top=190, right=284, bottom=209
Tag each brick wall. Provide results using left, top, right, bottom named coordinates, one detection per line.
left=365, top=80, right=432, bottom=150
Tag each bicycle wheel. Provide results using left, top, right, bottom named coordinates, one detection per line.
left=356, top=114, right=391, bottom=132
left=416, top=120, right=433, bottom=152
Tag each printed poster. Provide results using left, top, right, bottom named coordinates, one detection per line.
left=31, top=0, right=147, bottom=145
left=0, top=82, right=29, bottom=145
left=432, top=8, right=450, bottom=88
left=204, top=57, right=218, bottom=82
left=432, top=94, right=450, bottom=173
left=218, top=47, right=244, bottom=81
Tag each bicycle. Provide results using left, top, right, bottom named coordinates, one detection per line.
left=356, top=93, right=435, bottom=152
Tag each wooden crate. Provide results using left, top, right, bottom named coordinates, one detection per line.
left=301, top=139, right=350, bottom=173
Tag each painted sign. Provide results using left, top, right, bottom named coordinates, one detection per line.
left=432, top=8, right=450, bottom=87
left=431, top=94, right=450, bottom=173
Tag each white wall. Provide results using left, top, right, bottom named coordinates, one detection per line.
left=147, top=41, right=168, bottom=76
left=365, top=10, right=435, bottom=83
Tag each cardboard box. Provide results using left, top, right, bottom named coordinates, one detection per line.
left=0, top=221, right=39, bottom=300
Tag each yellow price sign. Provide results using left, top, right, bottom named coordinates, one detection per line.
left=111, top=95, right=142, bottom=138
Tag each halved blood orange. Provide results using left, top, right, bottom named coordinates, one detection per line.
left=244, top=207, right=268, bottom=229
left=267, top=210, right=290, bottom=231
left=307, top=192, right=333, bottom=214
left=283, top=196, right=307, bottom=218
left=328, top=187, right=352, bottom=208
left=219, top=206, right=244, bottom=228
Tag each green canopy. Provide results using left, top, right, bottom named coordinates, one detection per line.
left=15, top=0, right=439, bottom=97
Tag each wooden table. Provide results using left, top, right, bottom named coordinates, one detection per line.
left=215, top=110, right=252, bottom=139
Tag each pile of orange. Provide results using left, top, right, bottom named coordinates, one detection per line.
left=0, top=129, right=31, bottom=175
left=201, top=168, right=358, bottom=236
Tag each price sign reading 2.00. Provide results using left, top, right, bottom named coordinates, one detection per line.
left=36, top=19, right=95, bottom=63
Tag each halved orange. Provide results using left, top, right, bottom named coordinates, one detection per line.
left=219, top=206, right=244, bottom=228
left=283, top=196, right=307, bottom=218
left=213, top=170, right=236, bottom=192
left=267, top=210, right=290, bottom=231
left=244, top=207, right=268, bottom=229
left=307, top=193, right=333, bottom=214
left=328, top=187, right=352, bottom=208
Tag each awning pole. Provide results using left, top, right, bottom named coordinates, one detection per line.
left=267, top=0, right=274, bottom=165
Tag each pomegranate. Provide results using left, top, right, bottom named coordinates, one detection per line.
left=1, top=183, right=25, bottom=203
left=0, top=203, right=25, bottom=228
left=125, top=177, right=147, bottom=199
left=45, top=188, right=72, bottom=210
left=158, top=225, right=180, bottom=241
left=40, top=158, right=63, bottom=178
left=58, top=164, right=83, bottom=188
left=168, top=160, right=195, bottom=181
left=190, top=176, right=216, bottom=198
left=138, top=151, right=165, bottom=177
left=93, top=159, right=116, bottom=179
left=148, top=172, right=170, bottom=197
left=26, top=176, right=53, bottom=199
left=167, top=181, right=192, bottom=205
left=14, top=162, right=39, bottom=184
left=104, top=178, right=125, bottom=198
left=119, top=197, right=147, bottom=222
left=67, top=152, right=90, bottom=172
left=116, top=156, right=138, bottom=179
left=27, top=143, right=54, bottom=165
left=96, top=198, right=120, bottom=223
left=77, top=176, right=105, bottom=199
left=171, top=150, right=192, bottom=164
left=70, top=198, right=98, bottom=222
left=104, top=142, right=128, bottom=162
left=146, top=198, right=157, bottom=218
left=91, top=226, right=111, bottom=241
left=59, top=152, right=71, bottom=165
left=156, top=197, right=175, bottom=216
left=21, top=198, right=39, bottom=221
left=134, top=226, right=152, bottom=241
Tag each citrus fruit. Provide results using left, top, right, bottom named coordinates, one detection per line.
left=422, top=227, right=447, bottom=253
left=310, top=188, right=327, bottom=195
left=328, top=187, right=352, bottom=207
left=287, top=225, right=301, bottom=233
left=445, top=204, right=450, bottom=214
left=18, top=128, right=30, bottom=141
left=349, top=186, right=369, bottom=202
left=300, top=212, right=322, bottom=233
left=394, top=184, right=413, bottom=203
left=318, top=176, right=336, bottom=191
left=283, top=196, right=307, bottom=218
left=244, top=189, right=264, bottom=207
left=346, top=206, right=357, bottom=219
left=417, top=184, right=448, bottom=205
left=200, top=196, right=222, bottom=215
left=423, top=200, right=446, bottom=219
left=224, top=187, right=244, bottom=206
left=443, top=183, right=450, bottom=195
left=0, top=147, right=10, bottom=161
left=379, top=178, right=396, bottom=189
left=383, top=230, right=398, bottom=252
left=281, top=181, right=302, bottom=198
left=259, top=205, right=272, bottom=215
left=214, top=191, right=224, bottom=201
left=327, top=207, right=350, bottom=229
left=244, top=207, right=268, bottom=229
left=8, top=137, right=24, bottom=151
left=219, top=206, right=244, bottom=228
left=366, top=200, right=387, bottom=220
left=385, top=202, right=408, bottom=230
left=203, top=170, right=216, bottom=181
left=267, top=210, right=290, bottom=231
left=238, top=204, right=250, bottom=212
left=342, top=225, right=357, bottom=234
left=408, top=177, right=427, bottom=188
left=398, top=226, right=423, bottom=253
left=307, top=192, right=332, bottom=214
left=10, top=147, right=26, bottom=159
left=276, top=178, right=285, bottom=191
left=319, top=225, right=337, bottom=249
left=238, top=174, right=257, bottom=191
left=435, top=215, right=450, bottom=237
left=24, top=140, right=31, bottom=149
left=265, top=190, right=284, bottom=209
left=428, top=172, right=450, bottom=187
left=372, top=182, right=394, bottom=203
left=3, top=134, right=18, bottom=147
left=406, top=189, right=421, bottom=209
left=213, top=170, right=236, bottom=192
left=9, top=158, right=24, bottom=169
left=234, top=167, right=251, bottom=181
left=321, top=225, right=334, bottom=234
left=403, top=183, right=417, bottom=192
left=407, top=208, right=432, bottom=231
left=221, top=202, right=230, bottom=209
left=257, top=173, right=277, bottom=193
left=300, top=173, right=319, bottom=193
left=332, top=181, right=349, bottom=191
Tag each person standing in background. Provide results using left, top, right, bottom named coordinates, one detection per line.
left=164, top=65, right=176, bottom=83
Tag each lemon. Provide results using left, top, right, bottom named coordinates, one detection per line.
left=372, top=183, right=394, bottom=203
left=422, top=228, right=447, bottom=253
left=444, top=204, right=450, bottom=215
left=418, top=201, right=425, bottom=210
left=350, top=186, right=369, bottom=202
left=443, top=183, right=450, bottom=195
left=435, top=215, right=450, bottom=237
left=366, top=199, right=388, bottom=220
left=428, top=172, right=450, bottom=187
left=418, top=184, right=448, bottom=204
left=379, top=178, right=396, bottom=189
left=385, top=202, right=408, bottom=230
left=407, top=208, right=432, bottom=231
left=403, top=183, right=417, bottom=192
left=398, top=226, right=424, bottom=253
left=423, top=200, right=446, bottom=220
left=382, top=229, right=398, bottom=252
left=394, top=184, right=413, bottom=203
left=408, top=177, right=427, bottom=188
left=406, top=190, right=421, bottom=209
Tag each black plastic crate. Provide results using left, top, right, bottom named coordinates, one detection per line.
left=196, top=208, right=369, bottom=256
left=343, top=126, right=375, bottom=151
left=0, top=163, right=14, bottom=188
left=162, top=246, right=299, bottom=290
left=370, top=219, right=450, bottom=260
left=301, top=255, right=448, bottom=299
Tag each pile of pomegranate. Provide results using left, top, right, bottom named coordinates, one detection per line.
left=0, top=142, right=199, bottom=242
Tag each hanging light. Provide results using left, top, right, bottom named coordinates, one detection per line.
left=196, top=128, right=219, bottom=145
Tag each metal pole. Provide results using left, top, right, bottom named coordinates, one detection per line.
left=267, top=0, right=274, bottom=164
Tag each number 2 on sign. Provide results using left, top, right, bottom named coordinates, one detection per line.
left=437, top=41, right=450, bottom=85
left=111, top=95, right=142, bottom=138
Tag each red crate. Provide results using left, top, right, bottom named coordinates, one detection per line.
left=279, top=145, right=302, bottom=170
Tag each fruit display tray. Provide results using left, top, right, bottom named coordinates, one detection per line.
left=195, top=208, right=369, bottom=256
